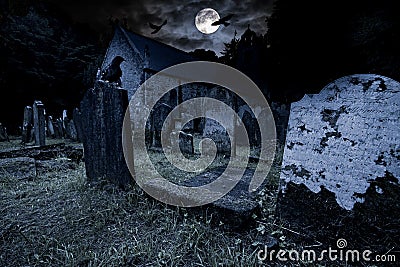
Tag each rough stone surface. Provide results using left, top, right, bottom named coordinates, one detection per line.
left=53, top=119, right=64, bottom=139
left=33, top=100, right=46, bottom=146
left=280, top=74, right=400, bottom=210
left=77, top=81, right=133, bottom=188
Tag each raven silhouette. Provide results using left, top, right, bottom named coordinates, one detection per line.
left=100, top=56, right=125, bottom=86
left=149, top=19, right=167, bottom=34
left=211, top=14, right=234, bottom=27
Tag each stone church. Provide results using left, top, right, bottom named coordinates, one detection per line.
left=100, top=24, right=288, bottom=150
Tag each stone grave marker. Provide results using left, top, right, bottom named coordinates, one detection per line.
left=33, top=100, right=46, bottom=146
left=150, top=103, right=173, bottom=148
left=280, top=74, right=400, bottom=210
left=22, top=106, right=33, bottom=144
left=0, top=123, right=9, bottom=142
left=277, top=74, right=400, bottom=247
left=47, top=116, right=55, bottom=138
left=170, top=130, right=194, bottom=156
left=77, top=81, right=133, bottom=188
left=202, top=87, right=235, bottom=155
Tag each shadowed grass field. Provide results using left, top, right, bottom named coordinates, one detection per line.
left=1, top=136, right=394, bottom=266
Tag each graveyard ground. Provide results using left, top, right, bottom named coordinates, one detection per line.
left=0, top=136, right=397, bottom=266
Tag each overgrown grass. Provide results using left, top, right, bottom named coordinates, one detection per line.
left=1, top=138, right=373, bottom=266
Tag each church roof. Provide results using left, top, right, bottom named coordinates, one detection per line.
left=117, top=25, right=195, bottom=71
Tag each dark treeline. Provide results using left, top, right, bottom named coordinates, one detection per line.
left=217, top=0, right=400, bottom=103
left=0, top=0, right=106, bottom=133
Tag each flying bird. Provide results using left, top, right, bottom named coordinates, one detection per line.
left=211, top=14, right=234, bottom=27
left=100, top=56, right=125, bottom=86
left=149, top=19, right=167, bottom=34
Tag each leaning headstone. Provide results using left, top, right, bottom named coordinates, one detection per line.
left=21, top=106, right=33, bottom=144
left=278, top=74, right=400, bottom=247
left=33, top=101, right=46, bottom=146
left=78, top=81, right=132, bottom=188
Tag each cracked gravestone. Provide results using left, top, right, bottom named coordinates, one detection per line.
left=33, top=100, right=46, bottom=146
left=277, top=74, right=400, bottom=247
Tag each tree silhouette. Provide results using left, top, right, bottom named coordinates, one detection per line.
left=265, top=0, right=400, bottom=102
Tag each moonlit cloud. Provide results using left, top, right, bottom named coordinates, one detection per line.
left=50, top=0, right=275, bottom=55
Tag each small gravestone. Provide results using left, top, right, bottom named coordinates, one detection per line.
left=33, top=101, right=46, bottom=146
left=53, top=118, right=64, bottom=139
left=202, top=87, right=235, bottom=155
left=278, top=74, right=400, bottom=247
left=22, top=106, right=33, bottom=144
left=179, top=131, right=194, bottom=155
left=239, top=109, right=258, bottom=148
left=78, top=81, right=132, bottom=188
left=150, top=103, right=173, bottom=148
left=0, top=123, right=9, bottom=142
left=73, top=108, right=83, bottom=142
left=170, top=130, right=194, bottom=156
left=64, top=119, right=78, bottom=141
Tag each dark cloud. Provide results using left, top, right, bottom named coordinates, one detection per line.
left=50, top=0, right=275, bottom=55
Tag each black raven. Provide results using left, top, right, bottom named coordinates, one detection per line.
left=149, top=19, right=167, bottom=34
left=211, top=14, right=234, bottom=27
left=100, top=56, right=125, bottom=86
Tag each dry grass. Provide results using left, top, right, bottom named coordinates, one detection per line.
left=1, top=137, right=383, bottom=267
left=0, top=138, right=285, bottom=267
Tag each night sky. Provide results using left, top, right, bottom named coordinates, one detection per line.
left=49, top=0, right=274, bottom=55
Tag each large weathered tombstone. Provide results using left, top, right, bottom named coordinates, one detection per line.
left=202, top=87, right=235, bottom=155
left=33, top=101, right=46, bottom=146
left=77, top=81, right=132, bottom=188
left=278, top=74, right=400, bottom=248
left=0, top=123, right=9, bottom=142
left=21, top=106, right=33, bottom=144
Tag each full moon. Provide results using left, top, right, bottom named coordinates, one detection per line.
left=195, top=8, right=220, bottom=34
